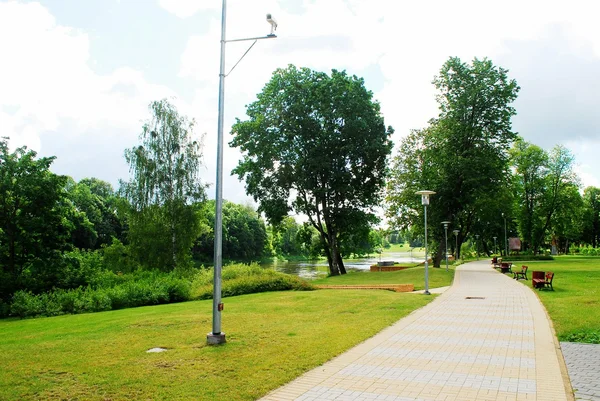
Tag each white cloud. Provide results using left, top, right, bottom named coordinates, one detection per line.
left=0, top=1, right=180, bottom=185
left=157, top=0, right=218, bottom=18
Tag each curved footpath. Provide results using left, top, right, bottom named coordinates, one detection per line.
left=261, top=260, right=572, bottom=401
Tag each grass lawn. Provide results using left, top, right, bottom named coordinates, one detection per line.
left=383, top=243, right=422, bottom=253
left=515, top=256, right=600, bottom=342
left=0, top=290, right=432, bottom=401
left=312, top=265, right=455, bottom=291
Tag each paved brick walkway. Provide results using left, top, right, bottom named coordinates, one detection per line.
left=560, top=342, right=600, bottom=400
left=260, top=260, right=572, bottom=401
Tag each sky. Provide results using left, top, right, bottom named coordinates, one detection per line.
left=1, top=0, right=599, bottom=208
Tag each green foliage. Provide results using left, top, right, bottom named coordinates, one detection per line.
left=582, top=186, right=600, bottom=248
left=564, top=331, right=600, bottom=344
left=192, top=263, right=313, bottom=299
left=231, top=65, right=393, bottom=276
left=68, top=178, right=124, bottom=249
left=386, top=57, right=519, bottom=264
left=0, top=138, right=72, bottom=299
left=100, top=237, right=138, bottom=273
left=120, top=99, right=207, bottom=271
left=193, top=200, right=268, bottom=262
left=8, top=273, right=192, bottom=318
left=510, top=140, right=581, bottom=253
left=503, top=254, right=554, bottom=261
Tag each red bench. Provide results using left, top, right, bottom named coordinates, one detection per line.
left=533, top=272, right=554, bottom=290
left=513, top=265, right=528, bottom=280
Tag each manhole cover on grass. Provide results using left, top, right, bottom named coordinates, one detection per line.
left=146, top=347, right=168, bottom=353
left=465, top=296, right=486, bottom=299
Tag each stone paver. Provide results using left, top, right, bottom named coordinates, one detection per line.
left=560, top=342, right=600, bottom=400
left=260, top=260, right=572, bottom=401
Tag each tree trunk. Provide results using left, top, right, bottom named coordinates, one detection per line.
left=334, top=247, right=346, bottom=274
left=433, top=241, right=444, bottom=267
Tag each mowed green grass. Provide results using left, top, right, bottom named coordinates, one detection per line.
left=515, top=256, right=600, bottom=341
left=312, top=265, right=455, bottom=290
left=0, top=290, right=432, bottom=401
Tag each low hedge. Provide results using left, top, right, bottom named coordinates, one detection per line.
left=6, top=264, right=313, bottom=319
left=9, top=275, right=192, bottom=318
left=503, top=255, right=554, bottom=261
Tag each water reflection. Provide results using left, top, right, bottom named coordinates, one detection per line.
left=263, top=251, right=425, bottom=279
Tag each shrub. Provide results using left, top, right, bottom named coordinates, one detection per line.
left=564, top=331, right=600, bottom=344
left=504, top=255, right=554, bottom=261
left=59, top=249, right=105, bottom=289
left=10, top=291, right=46, bottom=318
left=194, top=266, right=314, bottom=300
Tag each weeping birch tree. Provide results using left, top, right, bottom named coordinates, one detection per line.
left=120, top=99, right=206, bottom=270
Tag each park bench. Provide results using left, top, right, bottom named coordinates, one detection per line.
left=500, top=262, right=512, bottom=274
left=492, top=257, right=502, bottom=269
left=533, top=271, right=554, bottom=291
left=513, top=265, right=528, bottom=280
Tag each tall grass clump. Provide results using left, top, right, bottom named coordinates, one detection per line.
left=192, top=263, right=314, bottom=299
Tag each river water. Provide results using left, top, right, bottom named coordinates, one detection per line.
left=262, top=250, right=425, bottom=279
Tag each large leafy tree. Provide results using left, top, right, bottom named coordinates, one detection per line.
left=582, top=187, right=600, bottom=248
left=231, top=65, right=393, bottom=276
left=387, top=57, right=519, bottom=263
left=193, top=201, right=267, bottom=262
left=510, top=140, right=548, bottom=251
left=0, top=138, right=71, bottom=298
left=120, top=99, right=206, bottom=270
left=511, top=141, right=581, bottom=253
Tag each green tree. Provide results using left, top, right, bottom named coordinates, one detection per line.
left=387, top=57, right=519, bottom=264
left=73, top=178, right=125, bottom=249
left=231, top=65, right=393, bottom=276
left=193, top=200, right=267, bottom=262
left=582, top=187, right=600, bottom=248
left=120, top=99, right=207, bottom=270
left=510, top=140, right=548, bottom=251
left=0, top=138, right=71, bottom=298
left=271, top=216, right=302, bottom=256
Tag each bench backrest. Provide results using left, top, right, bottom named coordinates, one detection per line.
left=521, top=265, right=528, bottom=273
left=546, top=272, right=554, bottom=282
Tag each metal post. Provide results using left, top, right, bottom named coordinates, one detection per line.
left=207, top=0, right=227, bottom=345
left=424, top=204, right=429, bottom=295
left=444, top=225, right=449, bottom=271
left=503, top=214, right=508, bottom=257
left=453, top=229, right=459, bottom=260
left=475, top=234, right=479, bottom=260
left=493, top=236, right=497, bottom=255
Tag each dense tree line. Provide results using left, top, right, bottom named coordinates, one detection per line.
left=386, top=57, right=600, bottom=263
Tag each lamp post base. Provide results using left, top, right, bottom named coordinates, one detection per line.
left=423, top=290, right=431, bottom=295
left=207, top=332, right=226, bottom=345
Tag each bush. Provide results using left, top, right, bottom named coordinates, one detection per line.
left=564, top=331, right=600, bottom=344
left=193, top=265, right=314, bottom=300
left=9, top=274, right=192, bottom=318
left=7, top=263, right=308, bottom=319
left=504, top=255, right=554, bottom=261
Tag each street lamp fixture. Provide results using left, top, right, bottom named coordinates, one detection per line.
left=441, top=221, right=451, bottom=272
left=453, top=229, right=459, bottom=260
left=208, top=1, right=278, bottom=346
left=416, top=190, right=436, bottom=295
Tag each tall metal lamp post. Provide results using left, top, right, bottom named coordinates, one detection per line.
left=475, top=234, right=480, bottom=260
left=208, top=1, right=278, bottom=346
left=502, top=212, right=508, bottom=257
left=453, top=229, right=459, bottom=260
left=416, top=190, right=436, bottom=295
left=441, top=221, right=451, bottom=272
left=493, top=236, right=497, bottom=255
